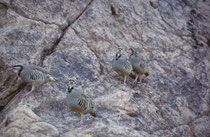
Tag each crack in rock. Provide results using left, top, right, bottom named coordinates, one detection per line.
left=156, top=2, right=194, bottom=39
left=0, top=2, right=61, bottom=28
left=71, top=27, right=105, bottom=75
left=39, top=0, right=94, bottom=66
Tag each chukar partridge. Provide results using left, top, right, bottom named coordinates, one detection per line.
left=129, top=48, right=149, bottom=83
left=66, top=79, right=96, bottom=123
left=12, top=63, right=56, bottom=96
left=112, top=46, right=133, bottom=85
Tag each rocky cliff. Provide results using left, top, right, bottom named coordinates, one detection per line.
left=0, top=0, right=210, bottom=137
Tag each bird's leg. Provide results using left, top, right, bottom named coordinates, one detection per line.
left=139, top=75, right=142, bottom=83
left=123, top=76, right=127, bottom=85
left=38, top=84, right=43, bottom=91
left=134, top=75, right=139, bottom=84
left=80, top=117, right=83, bottom=123
left=23, top=85, right=35, bottom=97
left=139, top=76, right=143, bottom=83
left=80, top=114, right=84, bottom=124
left=40, top=85, right=43, bottom=92
left=37, top=85, right=44, bottom=96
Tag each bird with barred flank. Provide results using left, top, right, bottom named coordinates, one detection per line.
left=112, top=46, right=133, bottom=85
left=129, top=48, right=149, bottom=83
left=66, top=78, right=96, bottom=123
left=11, top=63, right=56, bottom=97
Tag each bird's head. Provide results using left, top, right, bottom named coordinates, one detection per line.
left=116, top=46, right=124, bottom=60
left=68, top=78, right=75, bottom=93
left=11, top=63, right=24, bottom=75
left=129, top=47, right=136, bottom=57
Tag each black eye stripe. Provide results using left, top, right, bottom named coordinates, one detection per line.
left=13, top=65, right=19, bottom=67
left=68, top=87, right=74, bottom=93
left=13, top=65, right=23, bottom=76
left=116, top=54, right=121, bottom=60
left=130, top=48, right=134, bottom=56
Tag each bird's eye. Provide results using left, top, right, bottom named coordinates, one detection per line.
left=69, top=80, right=74, bottom=84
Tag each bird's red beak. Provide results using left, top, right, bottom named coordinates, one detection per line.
left=8, top=66, right=14, bottom=71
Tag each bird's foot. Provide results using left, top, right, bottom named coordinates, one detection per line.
left=80, top=118, right=83, bottom=124
left=123, top=76, right=127, bottom=85
left=133, top=76, right=139, bottom=84
left=35, top=86, right=44, bottom=96
left=22, top=90, right=34, bottom=98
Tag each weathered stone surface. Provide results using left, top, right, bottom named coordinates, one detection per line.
left=0, top=106, right=59, bottom=137
left=0, top=3, right=63, bottom=65
left=0, top=0, right=92, bottom=28
left=0, top=0, right=210, bottom=137
left=0, top=58, right=24, bottom=111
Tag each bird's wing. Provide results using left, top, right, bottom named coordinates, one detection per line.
left=77, top=94, right=93, bottom=112
left=140, top=61, right=146, bottom=69
left=124, top=60, right=133, bottom=71
left=29, top=69, right=46, bottom=81
left=29, top=65, right=51, bottom=74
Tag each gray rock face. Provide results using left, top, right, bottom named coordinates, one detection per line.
left=1, top=0, right=92, bottom=28
left=0, top=58, right=25, bottom=112
left=0, top=0, right=210, bottom=137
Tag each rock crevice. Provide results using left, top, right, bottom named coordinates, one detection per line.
left=39, top=0, right=94, bottom=66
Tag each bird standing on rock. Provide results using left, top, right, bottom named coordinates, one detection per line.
left=66, top=78, right=96, bottom=123
left=129, top=48, right=149, bottom=83
left=12, top=63, right=56, bottom=97
left=112, top=46, right=133, bottom=85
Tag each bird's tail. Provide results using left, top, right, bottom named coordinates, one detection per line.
left=48, top=75, right=56, bottom=82
left=145, top=72, right=149, bottom=76
left=90, top=111, right=96, bottom=117
left=129, top=71, right=136, bottom=79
